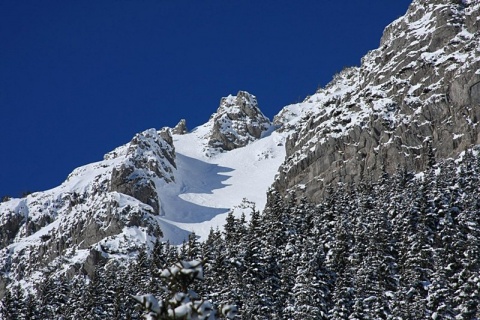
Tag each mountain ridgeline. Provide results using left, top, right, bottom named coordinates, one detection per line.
left=1, top=0, right=480, bottom=319
left=274, top=0, right=480, bottom=202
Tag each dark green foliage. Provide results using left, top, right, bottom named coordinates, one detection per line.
left=2, top=153, right=480, bottom=319
left=0, top=284, right=17, bottom=319
left=133, top=260, right=238, bottom=319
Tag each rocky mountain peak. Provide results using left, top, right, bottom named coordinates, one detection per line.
left=205, top=91, right=272, bottom=155
left=218, top=90, right=261, bottom=119
left=172, top=119, right=188, bottom=135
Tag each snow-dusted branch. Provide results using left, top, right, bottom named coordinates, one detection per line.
left=133, top=260, right=237, bottom=320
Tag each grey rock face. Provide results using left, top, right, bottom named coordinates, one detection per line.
left=0, top=209, right=24, bottom=248
left=110, top=128, right=176, bottom=214
left=0, top=188, right=163, bottom=298
left=274, top=0, right=480, bottom=202
left=0, top=128, right=173, bottom=296
left=206, top=91, right=271, bottom=154
left=172, top=119, right=188, bottom=135
left=471, top=81, right=480, bottom=105
left=110, top=165, right=159, bottom=213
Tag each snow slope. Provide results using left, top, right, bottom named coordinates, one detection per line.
left=156, top=122, right=286, bottom=243
left=0, top=91, right=292, bottom=289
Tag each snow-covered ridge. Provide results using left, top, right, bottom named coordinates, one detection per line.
left=0, top=90, right=288, bottom=290
left=0, top=128, right=172, bottom=289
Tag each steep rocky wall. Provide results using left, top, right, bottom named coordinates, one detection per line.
left=274, top=0, right=480, bottom=202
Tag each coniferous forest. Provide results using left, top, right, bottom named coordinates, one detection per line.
left=1, top=151, right=480, bottom=319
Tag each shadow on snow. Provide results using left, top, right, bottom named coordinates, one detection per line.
left=157, top=153, right=233, bottom=225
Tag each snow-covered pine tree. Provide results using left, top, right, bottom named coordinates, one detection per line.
left=133, top=260, right=237, bottom=320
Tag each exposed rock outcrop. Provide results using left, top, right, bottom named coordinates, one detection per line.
left=273, top=0, right=480, bottom=201
left=110, top=128, right=176, bottom=214
left=172, top=119, right=188, bottom=135
left=205, top=91, right=271, bottom=155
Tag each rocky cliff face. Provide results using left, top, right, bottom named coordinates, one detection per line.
left=205, top=91, right=272, bottom=156
left=109, top=128, right=176, bottom=214
left=0, top=128, right=173, bottom=292
left=273, top=0, right=480, bottom=201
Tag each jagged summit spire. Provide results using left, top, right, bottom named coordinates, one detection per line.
left=172, top=119, right=188, bottom=135
left=218, top=91, right=261, bottom=117
left=204, top=91, right=272, bottom=155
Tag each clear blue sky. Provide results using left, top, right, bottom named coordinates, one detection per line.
left=0, top=0, right=411, bottom=198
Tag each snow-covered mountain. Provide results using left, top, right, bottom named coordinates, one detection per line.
left=0, top=91, right=292, bottom=290
left=1, top=0, right=480, bottom=300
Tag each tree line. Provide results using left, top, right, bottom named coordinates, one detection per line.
left=1, top=151, right=480, bottom=319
